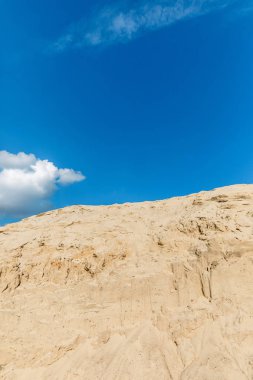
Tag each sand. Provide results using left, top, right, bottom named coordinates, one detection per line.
left=0, top=184, right=253, bottom=379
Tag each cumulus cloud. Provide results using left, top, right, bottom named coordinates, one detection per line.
left=53, top=0, right=235, bottom=51
left=0, top=151, right=85, bottom=218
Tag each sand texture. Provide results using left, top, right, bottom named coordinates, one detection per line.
left=0, top=184, right=253, bottom=379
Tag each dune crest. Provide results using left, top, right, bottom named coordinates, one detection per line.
left=0, top=184, right=253, bottom=379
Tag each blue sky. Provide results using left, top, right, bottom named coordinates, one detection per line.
left=0, top=0, right=253, bottom=222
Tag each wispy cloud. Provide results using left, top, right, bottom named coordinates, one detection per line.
left=53, top=0, right=236, bottom=51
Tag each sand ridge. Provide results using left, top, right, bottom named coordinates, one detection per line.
left=0, top=184, right=253, bottom=379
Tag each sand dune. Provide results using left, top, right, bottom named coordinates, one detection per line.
left=0, top=184, right=253, bottom=379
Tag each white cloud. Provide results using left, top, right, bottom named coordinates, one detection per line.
left=58, top=168, right=85, bottom=185
left=0, top=151, right=36, bottom=169
left=53, top=0, right=235, bottom=51
left=0, top=151, right=85, bottom=217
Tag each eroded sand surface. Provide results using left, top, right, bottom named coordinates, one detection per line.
left=0, top=185, right=253, bottom=379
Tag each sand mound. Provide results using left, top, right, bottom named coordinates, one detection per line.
left=0, top=184, right=253, bottom=379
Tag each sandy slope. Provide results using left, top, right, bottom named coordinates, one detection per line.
left=0, top=184, right=253, bottom=379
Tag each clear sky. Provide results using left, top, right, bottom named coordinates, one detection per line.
left=0, top=0, right=253, bottom=222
